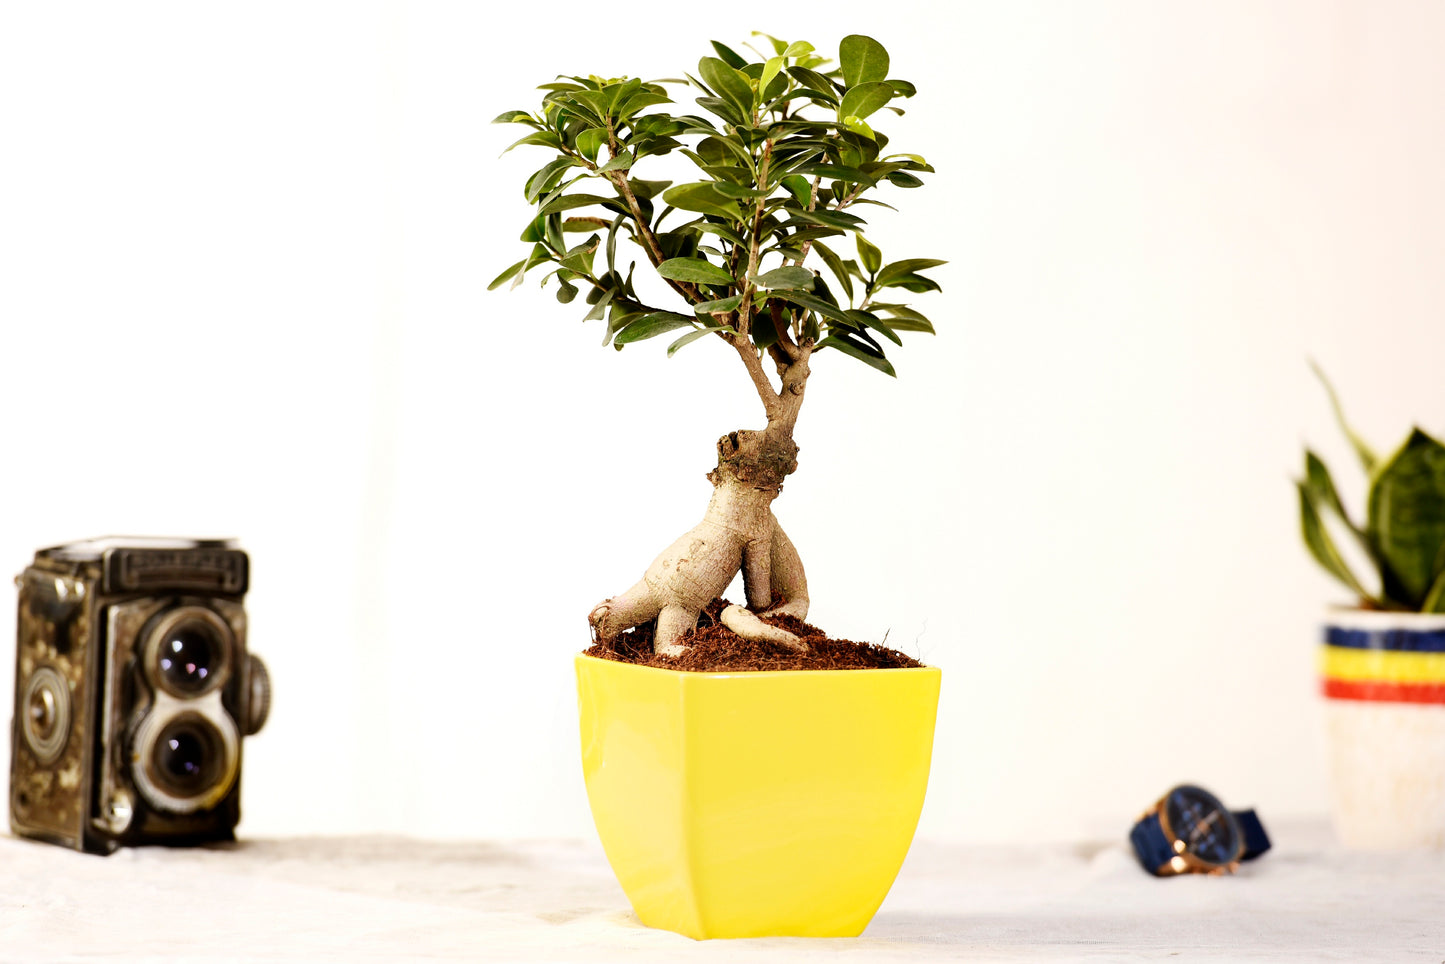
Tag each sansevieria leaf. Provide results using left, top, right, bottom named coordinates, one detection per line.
left=1367, top=429, right=1445, bottom=607
left=1299, top=482, right=1374, bottom=604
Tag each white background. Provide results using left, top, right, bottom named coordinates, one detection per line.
left=1, top=0, right=1442, bottom=845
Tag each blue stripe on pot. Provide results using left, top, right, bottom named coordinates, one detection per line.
left=1324, top=626, right=1445, bottom=653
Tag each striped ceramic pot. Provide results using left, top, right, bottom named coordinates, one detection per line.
left=1320, top=610, right=1445, bottom=849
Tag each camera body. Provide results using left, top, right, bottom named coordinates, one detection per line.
left=10, top=538, right=269, bottom=854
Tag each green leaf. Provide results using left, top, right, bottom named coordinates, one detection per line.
left=1367, top=429, right=1445, bottom=607
left=543, top=213, right=565, bottom=253
left=1300, top=481, right=1374, bottom=603
left=596, top=151, right=635, bottom=173
left=760, top=57, right=785, bottom=95
left=752, top=32, right=787, bottom=56
left=699, top=57, right=754, bottom=114
left=584, top=286, right=615, bottom=322
left=886, top=171, right=926, bottom=188
left=502, top=130, right=563, bottom=154
left=694, top=294, right=742, bottom=314
left=881, top=273, right=941, bottom=294
left=842, top=115, right=876, bottom=140
left=780, top=174, right=812, bottom=207
left=710, top=181, right=766, bottom=200
left=787, top=66, right=839, bottom=96
left=555, top=279, right=578, bottom=303
left=614, top=312, right=696, bottom=345
left=538, top=193, right=615, bottom=216
left=856, top=234, right=882, bottom=275
left=710, top=41, right=749, bottom=69
left=838, top=82, right=894, bottom=122
left=1304, top=451, right=1371, bottom=553
left=783, top=41, right=815, bottom=59
left=839, top=35, right=890, bottom=88
left=695, top=96, right=746, bottom=127
left=793, top=162, right=876, bottom=186
left=1311, top=361, right=1378, bottom=474
left=692, top=221, right=747, bottom=244
left=668, top=326, right=726, bottom=357
left=878, top=305, right=935, bottom=333
left=817, top=334, right=896, bottom=376
left=786, top=208, right=866, bottom=231
left=492, top=109, right=535, bottom=125
left=617, top=90, right=671, bottom=119
left=876, top=258, right=947, bottom=287
left=577, top=127, right=607, bottom=163
left=754, top=266, right=815, bottom=290
left=603, top=308, right=640, bottom=346
left=488, top=258, right=527, bottom=291
left=657, top=257, right=736, bottom=286
left=1424, top=568, right=1445, bottom=613
left=811, top=241, right=853, bottom=302
left=524, top=157, right=578, bottom=204
left=774, top=290, right=859, bottom=327
left=848, top=309, right=901, bottom=345
left=660, top=182, right=742, bottom=219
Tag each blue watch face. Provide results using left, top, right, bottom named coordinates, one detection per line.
left=1164, top=785, right=1241, bottom=866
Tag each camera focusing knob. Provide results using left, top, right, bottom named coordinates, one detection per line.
left=245, top=655, right=271, bottom=736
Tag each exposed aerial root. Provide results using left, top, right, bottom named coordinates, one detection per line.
left=720, top=604, right=807, bottom=652
left=588, top=429, right=811, bottom=656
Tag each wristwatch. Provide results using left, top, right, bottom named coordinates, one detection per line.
left=1130, top=784, right=1271, bottom=876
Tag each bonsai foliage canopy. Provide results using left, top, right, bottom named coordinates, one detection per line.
left=491, top=33, right=944, bottom=655
left=1299, top=364, right=1445, bottom=613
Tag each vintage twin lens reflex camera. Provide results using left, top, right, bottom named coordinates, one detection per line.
left=11, top=538, right=270, bottom=853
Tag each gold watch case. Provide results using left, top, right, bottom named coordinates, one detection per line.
left=1139, top=787, right=1245, bottom=877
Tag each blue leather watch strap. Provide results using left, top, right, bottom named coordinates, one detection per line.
left=1234, top=809, right=1270, bottom=861
left=1129, top=813, right=1173, bottom=875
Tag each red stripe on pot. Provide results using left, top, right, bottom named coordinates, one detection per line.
left=1322, top=678, right=1445, bottom=705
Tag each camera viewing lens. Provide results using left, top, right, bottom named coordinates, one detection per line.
left=157, top=621, right=221, bottom=695
left=149, top=718, right=226, bottom=798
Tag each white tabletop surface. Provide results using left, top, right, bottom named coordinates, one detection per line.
left=2, top=819, right=1441, bottom=962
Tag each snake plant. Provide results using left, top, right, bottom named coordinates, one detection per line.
left=1299, top=364, right=1445, bottom=612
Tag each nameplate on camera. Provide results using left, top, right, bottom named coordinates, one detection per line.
left=104, top=547, right=248, bottom=595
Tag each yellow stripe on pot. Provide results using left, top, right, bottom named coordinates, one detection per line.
left=1320, top=646, right=1445, bottom=684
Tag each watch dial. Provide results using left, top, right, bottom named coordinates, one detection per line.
left=1164, top=785, right=1241, bottom=866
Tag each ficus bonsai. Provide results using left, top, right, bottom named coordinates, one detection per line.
left=1299, top=364, right=1445, bottom=613
left=492, top=33, right=943, bottom=655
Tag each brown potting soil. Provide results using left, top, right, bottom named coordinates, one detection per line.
left=583, top=598, right=924, bottom=672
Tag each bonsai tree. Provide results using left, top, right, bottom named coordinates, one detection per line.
left=1299, top=364, right=1445, bottom=612
left=492, top=34, right=943, bottom=655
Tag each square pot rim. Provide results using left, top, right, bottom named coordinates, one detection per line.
left=575, top=651, right=942, bottom=683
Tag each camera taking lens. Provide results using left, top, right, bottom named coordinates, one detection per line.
left=148, top=716, right=227, bottom=799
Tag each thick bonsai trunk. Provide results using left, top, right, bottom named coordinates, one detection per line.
left=590, top=344, right=814, bottom=656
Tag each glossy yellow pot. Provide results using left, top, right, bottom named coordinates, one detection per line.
left=575, top=653, right=942, bottom=940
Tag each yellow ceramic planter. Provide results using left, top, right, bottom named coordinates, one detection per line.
left=575, top=653, right=942, bottom=940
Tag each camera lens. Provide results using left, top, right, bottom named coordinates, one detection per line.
left=154, top=617, right=225, bottom=696
left=148, top=717, right=226, bottom=799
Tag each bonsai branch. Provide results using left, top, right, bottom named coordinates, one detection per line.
left=603, top=169, right=702, bottom=306
left=728, top=334, right=783, bottom=420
